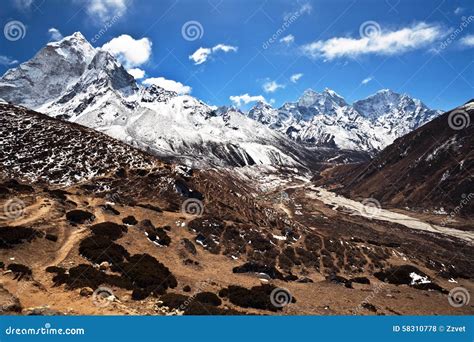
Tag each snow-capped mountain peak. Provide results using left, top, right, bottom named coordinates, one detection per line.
left=0, top=32, right=96, bottom=109
left=3, top=32, right=353, bottom=169
left=248, top=88, right=441, bottom=151
left=297, top=88, right=348, bottom=114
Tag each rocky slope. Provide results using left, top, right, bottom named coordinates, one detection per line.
left=318, top=101, right=473, bottom=216
left=0, top=103, right=472, bottom=316
left=247, top=88, right=441, bottom=152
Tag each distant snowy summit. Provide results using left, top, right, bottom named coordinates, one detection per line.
left=246, top=88, right=441, bottom=151
left=0, top=32, right=440, bottom=168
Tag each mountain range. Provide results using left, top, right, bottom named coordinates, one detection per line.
left=248, top=88, right=440, bottom=151
left=0, top=32, right=441, bottom=168
left=0, top=32, right=472, bottom=317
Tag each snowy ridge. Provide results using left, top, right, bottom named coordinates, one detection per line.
left=0, top=31, right=438, bottom=167
left=248, top=88, right=442, bottom=151
left=1, top=33, right=339, bottom=168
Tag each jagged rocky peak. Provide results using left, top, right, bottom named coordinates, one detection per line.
left=246, top=87, right=441, bottom=152
left=0, top=31, right=96, bottom=108
left=297, top=88, right=348, bottom=108
left=86, top=49, right=138, bottom=94
left=247, top=101, right=278, bottom=124
left=353, top=89, right=439, bottom=125
left=46, top=31, right=96, bottom=62
left=141, top=84, right=178, bottom=103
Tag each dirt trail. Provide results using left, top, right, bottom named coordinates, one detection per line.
left=307, top=186, right=474, bottom=244
left=48, top=227, right=88, bottom=267
left=6, top=197, right=52, bottom=227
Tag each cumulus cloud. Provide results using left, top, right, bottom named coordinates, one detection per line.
left=301, top=22, right=444, bottom=60
left=127, top=68, right=145, bottom=79
left=263, top=80, right=285, bottom=93
left=85, top=0, right=127, bottom=21
left=290, top=73, right=303, bottom=83
left=361, top=76, right=373, bottom=85
left=460, top=35, right=474, bottom=47
left=230, top=94, right=266, bottom=106
left=48, top=28, right=63, bottom=41
left=0, top=56, right=19, bottom=66
left=280, top=34, right=295, bottom=45
left=189, top=44, right=238, bottom=65
left=102, top=34, right=152, bottom=68
left=142, top=77, right=191, bottom=95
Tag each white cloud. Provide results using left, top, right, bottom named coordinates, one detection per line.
left=361, top=76, right=373, bottom=85
left=102, top=34, right=152, bottom=67
left=85, top=0, right=127, bottom=21
left=189, top=44, right=238, bottom=65
left=127, top=68, right=145, bottom=79
left=280, top=34, right=295, bottom=45
left=212, top=44, right=238, bottom=53
left=454, top=7, right=464, bottom=15
left=142, top=77, right=191, bottom=95
left=0, top=56, right=18, bottom=66
left=460, top=35, right=474, bottom=47
left=301, top=22, right=444, bottom=60
left=189, top=47, right=212, bottom=65
left=230, top=94, right=266, bottom=106
left=284, top=1, right=312, bottom=19
left=263, top=80, right=285, bottom=93
left=48, top=28, right=63, bottom=41
left=290, top=73, right=303, bottom=83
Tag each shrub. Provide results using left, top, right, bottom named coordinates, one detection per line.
left=90, top=222, right=127, bottom=240
left=65, top=210, right=94, bottom=224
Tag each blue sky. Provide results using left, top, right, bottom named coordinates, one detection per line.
left=0, top=0, right=473, bottom=110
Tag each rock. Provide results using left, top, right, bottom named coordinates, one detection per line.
left=296, top=277, right=314, bottom=283
left=0, top=286, right=22, bottom=313
left=25, top=306, right=63, bottom=315
left=79, top=287, right=93, bottom=297
left=99, top=261, right=110, bottom=271
left=362, top=302, right=377, bottom=312
left=122, top=215, right=138, bottom=225
left=326, top=274, right=353, bottom=288
left=350, top=276, right=370, bottom=285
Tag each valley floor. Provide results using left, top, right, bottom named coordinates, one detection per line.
left=0, top=170, right=472, bottom=316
